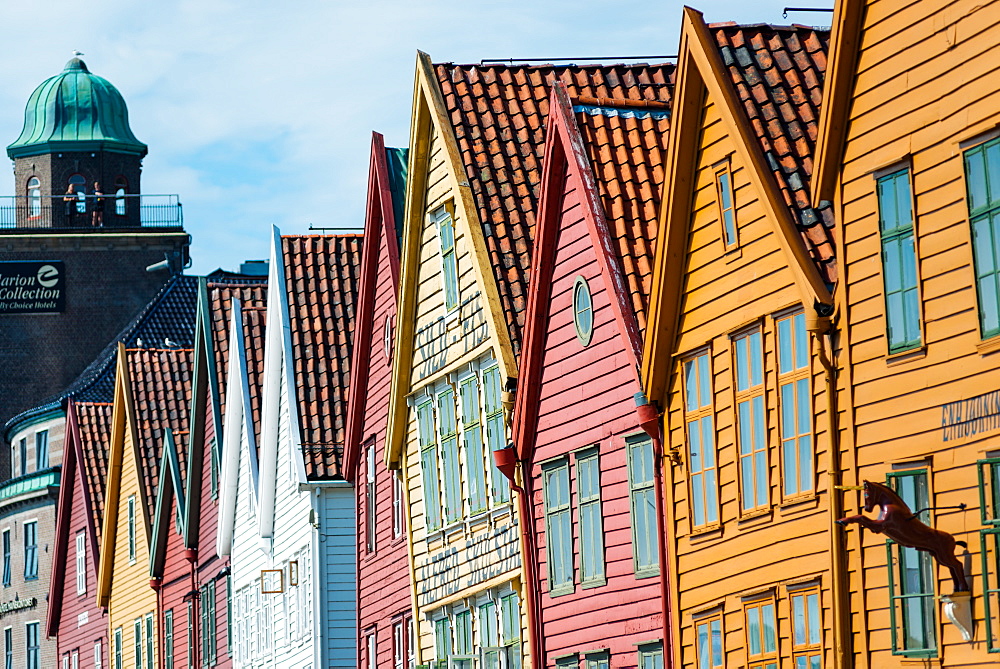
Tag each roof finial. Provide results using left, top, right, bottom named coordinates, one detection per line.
left=73, top=50, right=84, bottom=58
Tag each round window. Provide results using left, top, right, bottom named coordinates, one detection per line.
left=383, top=313, right=395, bottom=364
left=573, top=276, right=594, bottom=346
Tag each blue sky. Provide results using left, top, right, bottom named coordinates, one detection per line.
left=0, top=0, right=833, bottom=274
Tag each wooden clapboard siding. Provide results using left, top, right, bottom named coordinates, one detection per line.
left=827, top=0, right=1000, bottom=664
left=320, top=486, right=357, bottom=664
left=662, top=85, right=835, bottom=669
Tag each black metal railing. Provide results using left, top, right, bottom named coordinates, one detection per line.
left=0, top=194, right=183, bottom=230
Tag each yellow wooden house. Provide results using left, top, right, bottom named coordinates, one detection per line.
left=813, top=0, right=1000, bottom=664
left=97, top=345, right=192, bottom=669
left=642, top=9, right=844, bottom=669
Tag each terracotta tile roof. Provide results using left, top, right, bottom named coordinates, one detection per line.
left=710, top=23, right=836, bottom=285
left=207, top=283, right=268, bottom=417
left=282, top=235, right=363, bottom=481
left=241, top=305, right=267, bottom=447
left=435, top=62, right=674, bottom=357
left=573, top=100, right=672, bottom=333
left=75, top=401, right=112, bottom=545
left=125, top=348, right=193, bottom=515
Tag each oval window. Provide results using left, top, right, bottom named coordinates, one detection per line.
left=573, top=276, right=594, bottom=346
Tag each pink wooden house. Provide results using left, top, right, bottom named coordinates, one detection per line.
left=510, top=80, right=672, bottom=668
left=343, top=133, right=412, bottom=669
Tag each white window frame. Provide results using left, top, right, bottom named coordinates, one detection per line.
left=76, top=533, right=87, bottom=595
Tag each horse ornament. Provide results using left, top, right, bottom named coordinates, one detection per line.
left=835, top=480, right=969, bottom=593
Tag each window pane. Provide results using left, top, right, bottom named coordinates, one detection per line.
left=793, top=312, right=808, bottom=369
left=711, top=620, right=722, bottom=667
left=793, top=595, right=806, bottom=645
left=778, top=318, right=793, bottom=373
left=807, top=593, right=820, bottom=644
left=685, top=360, right=697, bottom=412
left=762, top=603, right=776, bottom=653
left=735, top=336, right=748, bottom=391
left=750, top=331, right=762, bottom=386
left=747, top=607, right=761, bottom=655
left=968, top=147, right=989, bottom=213
left=698, top=354, right=711, bottom=408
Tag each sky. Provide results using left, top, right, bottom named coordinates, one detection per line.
left=0, top=0, right=833, bottom=274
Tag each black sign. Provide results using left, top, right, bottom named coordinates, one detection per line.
left=0, top=261, right=65, bottom=313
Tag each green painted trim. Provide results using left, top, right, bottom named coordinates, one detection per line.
left=4, top=408, right=64, bottom=443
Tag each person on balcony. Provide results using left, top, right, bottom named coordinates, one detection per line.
left=63, top=185, right=78, bottom=227
left=91, top=182, right=105, bottom=227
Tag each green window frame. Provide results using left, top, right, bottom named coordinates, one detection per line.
left=555, top=655, right=578, bottom=669
left=733, top=328, right=767, bottom=511
left=886, top=470, right=937, bottom=657
left=438, top=388, right=463, bottom=524
left=777, top=311, right=813, bottom=498
left=576, top=448, right=605, bottom=587
left=543, top=458, right=573, bottom=594
left=128, top=495, right=136, bottom=563
left=452, top=610, right=474, bottom=668
left=978, top=457, right=1000, bottom=652
left=145, top=613, right=154, bottom=669
left=479, top=602, right=500, bottom=669
left=790, top=586, right=822, bottom=667
left=115, top=627, right=123, bottom=669
left=583, top=650, right=609, bottom=669
left=695, top=614, right=723, bottom=669
left=434, top=618, right=451, bottom=669
left=876, top=168, right=921, bottom=351
left=164, top=610, right=174, bottom=669
left=637, top=642, right=663, bottom=669
left=436, top=207, right=460, bottom=312
left=418, top=400, right=442, bottom=531
left=684, top=352, right=719, bottom=527
left=460, top=375, right=488, bottom=514
left=965, top=137, right=1000, bottom=338
left=744, top=599, right=778, bottom=669
left=483, top=366, right=511, bottom=504
left=134, top=619, right=142, bottom=669
left=627, top=435, right=660, bottom=577
left=715, top=163, right=738, bottom=248
left=500, top=593, right=522, bottom=669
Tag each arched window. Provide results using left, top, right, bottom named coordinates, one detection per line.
left=114, top=177, right=127, bottom=216
left=27, top=177, right=40, bottom=218
left=68, top=175, right=86, bottom=214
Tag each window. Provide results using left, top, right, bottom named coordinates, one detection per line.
left=27, top=177, right=41, bottom=219
left=69, top=175, right=87, bottom=215
left=26, top=622, right=39, bottom=669
left=24, top=521, right=37, bottom=580
left=366, top=441, right=377, bottom=554
left=35, top=430, right=48, bottom=470
left=483, top=365, right=511, bottom=504
left=407, top=617, right=416, bottom=669
left=886, top=469, right=936, bottom=656
left=115, top=177, right=127, bottom=216
left=393, top=621, right=405, bottom=669
left=573, top=276, right=594, bottom=346
left=114, top=627, right=123, bottom=669
left=715, top=162, right=738, bottom=248
left=876, top=168, right=921, bottom=351
left=366, top=630, right=376, bottom=669
left=187, top=603, right=195, bottom=668
left=577, top=448, right=605, bottom=586
left=637, top=642, right=663, bottom=669
left=733, top=328, right=767, bottom=511
left=436, top=207, right=460, bottom=311
left=392, top=470, right=404, bottom=538
left=128, top=496, right=136, bottom=562
left=460, top=375, right=488, bottom=514
left=384, top=313, right=395, bottom=363
left=777, top=311, right=813, bottom=498
left=145, top=614, right=154, bottom=669
left=134, top=619, right=142, bottom=669
left=500, top=593, right=522, bottom=669
left=4, top=627, right=10, bottom=669
left=2, top=530, right=10, bottom=586
left=744, top=598, right=777, bottom=669
left=72, top=650, right=79, bottom=669
left=418, top=400, right=442, bottom=531
left=64, top=651, right=70, bottom=669
left=479, top=602, right=500, bottom=669
left=201, top=581, right=217, bottom=666
left=542, top=458, right=573, bottom=594
left=556, top=656, right=578, bottom=669
left=18, top=439, right=26, bottom=477
left=76, top=533, right=87, bottom=595
left=164, top=610, right=174, bottom=669
left=965, top=137, right=1000, bottom=338
left=695, top=614, right=723, bottom=669
left=980, top=457, right=1000, bottom=651
left=438, top=388, right=463, bottom=524
left=453, top=610, right=474, bottom=667
left=584, top=651, right=609, bottom=669
left=791, top=587, right=822, bottom=667
left=434, top=618, right=451, bottom=667
left=684, top=352, right=718, bottom=527
left=627, top=436, right=659, bottom=577
left=94, top=641, right=101, bottom=669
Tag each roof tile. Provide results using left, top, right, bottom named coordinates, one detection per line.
left=76, top=401, right=112, bottom=545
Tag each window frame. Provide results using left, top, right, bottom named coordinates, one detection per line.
left=789, top=584, right=823, bottom=667
left=775, top=310, right=814, bottom=501
left=145, top=613, right=154, bottom=669
left=731, top=325, right=768, bottom=514
left=583, top=650, right=609, bottom=669
left=437, top=386, right=463, bottom=525
left=26, top=177, right=41, bottom=219
left=978, top=457, right=1000, bottom=652
left=26, top=622, right=40, bottom=669
left=2, top=530, right=10, bottom=587
left=2, top=627, right=9, bottom=669
left=573, top=276, right=595, bottom=346
left=164, top=609, right=174, bottom=669
left=694, top=611, right=724, bottom=669
left=963, top=136, right=1000, bottom=340
left=575, top=446, right=606, bottom=588
left=636, top=641, right=664, bottom=669
left=627, top=435, right=660, bottom=578
left=127, top=496, right=136, bottom=563
left=875, top=166, right=923, bottom=352
left=76, top=532, right=87, bottom=595
left=133, top=618, right=142, bottom=669
left=418, top=399, right=443, bottom=531
left=23, top=521, right=38, bottom=580
left=886, top=468, right=938, bottom=658
left=434, top=205, right=460, bottom=313
left=483, top=365, right=511, bottom=505
left=392, top=469, right=404, bottom=539
left=542, top=457, right=574, bottom=596
left=742, top=595, right=778, bottom=669
left=34, top=430, right=48, bottom=470
left=114, top=627, right=123, bottom=669
left=682, top=350, right=720, bottom=530
left=365, top=440, right=377, bottom=554
left=459, top=373, right=489, bottom=515
left=715, top=159, right=738, bottom=250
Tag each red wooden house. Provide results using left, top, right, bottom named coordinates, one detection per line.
left=510, top=79, right=673, bottom=668
left=343, top=133, right=411, bottom=668
left=48, top=400, right=112, bottom=669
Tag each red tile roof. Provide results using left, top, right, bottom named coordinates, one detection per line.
left=710, top=23, right=836, bottom=284
left=282, top=235, right=363, bottom=481
left=434, top=62, right=674, bottom=356
left=207, top=283, right=268, bottom=417
left=573, top=99, right=672, bottom=333
left=241, top=305, right=267, bottom=447
left=125, top=348, right=193, bottom=515
left=76, top=401, right=112, bottom=545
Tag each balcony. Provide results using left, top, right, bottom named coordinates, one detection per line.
left=0, top=194, right=183, bottom=231
left=0, top=466, right=60, bottom=503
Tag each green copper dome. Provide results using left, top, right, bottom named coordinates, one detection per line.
left=7, top=58, right=148, bottom=160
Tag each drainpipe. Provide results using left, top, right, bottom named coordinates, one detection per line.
left=149, top=577, right=163, bottom=669
left=808, top=307, right=850, bottom=669
left=636, top=392, right=673, bottom=668
left=186, top=548, right=198, bottom=669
